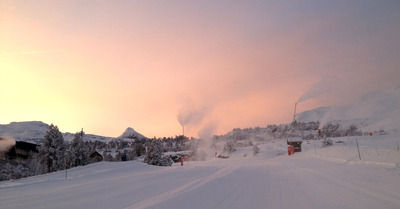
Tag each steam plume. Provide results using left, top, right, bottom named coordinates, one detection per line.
left=297, top=76, right=340, bottom=103
left=177, top=106, right=209, bottom=127
left=0, top=137, right=16, bottom=158
left=177, top=96, right=215, bottom=137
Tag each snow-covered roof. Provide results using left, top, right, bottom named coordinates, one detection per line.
left=287, top=137, right=303, bottom=142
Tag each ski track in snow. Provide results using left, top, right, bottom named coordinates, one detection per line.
left=1, top=137, right=400, bottom=209
left=123, top=166, right=237, bottom=209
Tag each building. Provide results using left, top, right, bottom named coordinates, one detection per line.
left=89, top=151, right=103, bottom=163
left=3, top=141, right=39, bottom=163
left=287, top=137, right=303, bottom=152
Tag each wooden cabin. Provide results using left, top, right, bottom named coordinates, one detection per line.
left=89, top=151, right=103, bottom=162
left=3, top=141, right=38, bottom=162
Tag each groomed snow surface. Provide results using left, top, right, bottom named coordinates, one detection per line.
left=1, top=134, right=400, bottom=209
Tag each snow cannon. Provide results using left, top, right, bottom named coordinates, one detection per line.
left=288, top=145, right=295, bottom=155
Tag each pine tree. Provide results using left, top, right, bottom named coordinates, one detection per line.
left=124, top=150, right=135, bottom=161
left=38, top=124, right=65, bottom=173
left=115, top=151, right=122, bottom=162
left=27, top=151, right=40, bottom=176
left=68, top=130, right=89, bottom=167
left=144, top=140, right=161, bottom=165
left=144, top=140, right=172, bottom=166
left=102, top=151, right=113, bottom=161
left=133, top=142, right=144, bottom=157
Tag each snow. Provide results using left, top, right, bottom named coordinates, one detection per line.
left=118, top=127, right=147, bottom=140
left=1, top=86, right=399, bottom=208
left=0, top=121, right=49, bottom=144
left=1, top=133, right=400, bottom=209
left=0, top=122, right=140, bottom=144
left=296, top=86, right=400, bottom=132
left=288, top=137, right=303, bottom=142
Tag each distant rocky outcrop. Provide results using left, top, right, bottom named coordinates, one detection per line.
left=118, top=127, right=147, bottom=139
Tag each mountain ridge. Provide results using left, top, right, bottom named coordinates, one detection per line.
left=296, top=86, right=400, bottom=132
left=0, top=122, right=147, bottom=144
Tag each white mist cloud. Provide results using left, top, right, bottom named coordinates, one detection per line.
left=177, top=106, right=209, bottom=127
left=297, top=76, right=341, bottom=104
left=176, top=96, right=217, bottom=137
left=197, top=121, right=217, bottom=140
left=0, top=137, right=16, bottom=158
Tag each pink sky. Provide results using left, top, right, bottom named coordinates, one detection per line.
left=1, top=1, right=399, bottom=138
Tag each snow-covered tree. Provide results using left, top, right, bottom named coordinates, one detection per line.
left=0, top=162, right=29, bottom=181
left=144, top=140, right=161, bottom=165
left=102, top=151, right=113, bottom=162
left=13, top=164, right=28, bottom=179
left=174, top=135, right=186, bottom=151
left=223, top=141, right=236, bottom=153
left=0, top=163, right=13, bottom=181
left=253, top=144, right=260, bottom=156
left=108, top=141, right=116, bottom=149
left=144, top=140, right=172, bottom=166
left=115, top=151, right=122, bottom=162
left=27, top=151, right=40, bottom=176
left=321, top=137, right=333, bottom=147
left=124, top=150, right=135, bottom=161
left=68, top=130, right=89, bottom=167
left=133, top=141, right=145, bottom=157
left=37, top=124, right=65, bottom=173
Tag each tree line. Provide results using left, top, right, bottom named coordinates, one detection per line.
left=1, top=124, right=197, bottom=181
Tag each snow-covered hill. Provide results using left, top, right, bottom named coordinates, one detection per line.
left=0, top=121, right=49, bottom=144
left=296, top=86, right=400, bottom=132
left=62, top=132, right=115, bottom=143
left=0, top=121, right=146, bottom=144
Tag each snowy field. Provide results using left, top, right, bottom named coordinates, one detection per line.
left=1, top=134, right=400, bottom=209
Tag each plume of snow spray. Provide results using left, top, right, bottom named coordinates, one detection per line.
left=177, top=100, right=217, bottom=160
left=195, top=122, right=218, bottom=160
left=177, top=107, right=208, bottom=126
left=297, top=76, right=340, bottom=104
left=177, top=105, right=210, bottom=136
left=0, top=137, right=16, bottom=158
left=198, top=122, right=217, bottom=140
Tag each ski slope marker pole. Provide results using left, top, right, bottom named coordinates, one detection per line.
left=355, top=138, right=361, bottom=160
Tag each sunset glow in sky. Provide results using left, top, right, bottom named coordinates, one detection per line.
left=1, top=1, right=399, bottom=138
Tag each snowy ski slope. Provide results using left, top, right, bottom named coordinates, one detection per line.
left=1, top=134, right=400, bottom=209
